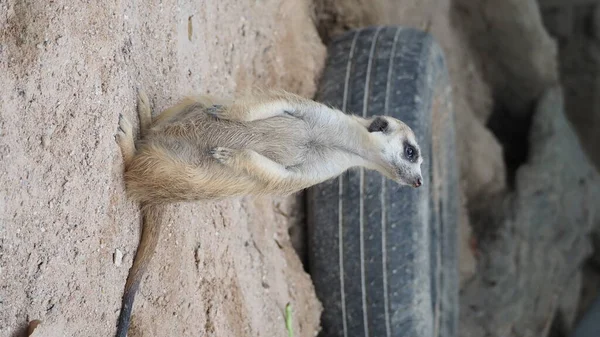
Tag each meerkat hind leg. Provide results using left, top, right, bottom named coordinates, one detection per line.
left=150, top=94, right=230, bottom=127
left=116, top=114, right=135, bottom=167
left=151, top=98, right=202, bottom=126
left=207, top=97, right=297, bottom=122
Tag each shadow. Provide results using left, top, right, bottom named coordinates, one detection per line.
left=10, top=321, right=29, bottom=337
left=486, top=100, right=535, bottom=188
left=548, top=310, right=568, bottom=337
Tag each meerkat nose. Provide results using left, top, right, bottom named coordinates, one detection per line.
left=414, top=177, right=422, bottom=188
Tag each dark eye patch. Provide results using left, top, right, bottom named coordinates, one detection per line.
left=403, top=141, right=418, bottom=162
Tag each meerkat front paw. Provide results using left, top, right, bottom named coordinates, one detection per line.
left=209, top=147, right=237, bottom=165
left=116, top=114, right=133, bottom=144
left=115, top=114, right=135, bottom=165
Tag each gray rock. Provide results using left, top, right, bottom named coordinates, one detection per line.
left=452, top=0, right=559, bottom=116
left=460, top=86, right=600, bottom=337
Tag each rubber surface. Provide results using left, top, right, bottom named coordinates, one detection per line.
left=307, top=26, right=459, bottom=337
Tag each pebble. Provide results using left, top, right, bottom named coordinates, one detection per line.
left=27, top=320, right=42, bottom=336
left=113, top=248, right=123, bottom=266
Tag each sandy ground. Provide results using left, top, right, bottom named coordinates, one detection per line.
left=0, top=1, right=326, bottom=336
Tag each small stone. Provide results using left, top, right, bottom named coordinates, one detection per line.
left=56, top=36, right=66, bottom=46
left=41, top=135, right=49, bottom=147
left=113, top=249, right=123, bottom=266
left=27, top=320, right=42, bottom=336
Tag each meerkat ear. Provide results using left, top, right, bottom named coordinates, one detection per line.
left=368, top=116, right=389, bottom=133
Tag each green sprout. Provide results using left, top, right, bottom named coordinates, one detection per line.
left=285, top=302, right=293, bottom=337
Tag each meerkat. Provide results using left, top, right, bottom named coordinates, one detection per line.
left=113, top=88, right=423, bottom=337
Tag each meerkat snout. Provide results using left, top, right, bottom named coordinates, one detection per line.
left=366, top=116, right=424, bottom=188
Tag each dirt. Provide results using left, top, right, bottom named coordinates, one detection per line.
left=0, top=0, right=326, bottom=336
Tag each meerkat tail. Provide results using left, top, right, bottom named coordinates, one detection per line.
left=115, top=203, right=166, bottom=337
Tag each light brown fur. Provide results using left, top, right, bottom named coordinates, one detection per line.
left=113, top=88, right=423, bottom=337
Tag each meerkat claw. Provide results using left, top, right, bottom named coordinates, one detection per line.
left=118, top=114, right=133, bottom=135
left=116, top=114, right=125, bottom=136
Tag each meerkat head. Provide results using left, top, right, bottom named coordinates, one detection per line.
left=366, top=116, right=423, bottom=188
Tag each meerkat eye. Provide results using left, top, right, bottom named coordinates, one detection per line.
left=368, top=116, right=389, bottom=133
left=404, top=142, right=418, bottom=161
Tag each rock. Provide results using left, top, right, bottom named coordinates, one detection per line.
left=113, top=249, right=123, bottom=267
left=451, top=0, right=559, bottom=117
left=558, top=271, right=583, bottom=332
left=455, top=106, right=507, bottom=204
left=27, top=320, right=41, bottom=336
left=458, top=190, right=476, bottom=288
left=459, top=86, right=600, bottom=337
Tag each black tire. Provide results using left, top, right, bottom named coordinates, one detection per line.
left=307, top=26, right=459, bottom=337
